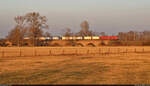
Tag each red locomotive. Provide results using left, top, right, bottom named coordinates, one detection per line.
left=100, top=36, right=119, bottom=40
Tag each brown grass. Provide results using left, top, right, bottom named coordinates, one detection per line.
left=0, top=46, right=150, bottom=57
left=0, top=50, right=150, bottom=84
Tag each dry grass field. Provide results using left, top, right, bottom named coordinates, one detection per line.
left=0, top=46, right=150, bottom=84
left=0, top=46, right=150, bottom=57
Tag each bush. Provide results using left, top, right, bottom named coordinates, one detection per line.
left=142, top=41, right=150, bottom=46
left=108, top=40, right=122, bottom=46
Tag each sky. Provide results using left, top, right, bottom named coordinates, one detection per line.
left=0, top=0, right=150, bottom=38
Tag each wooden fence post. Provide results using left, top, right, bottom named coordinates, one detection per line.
left=20, top=48, right=22, bottom=57
left=62, top=49, right=65, bottom=55
left=118, top=48, right=121, bottom=56
left=99, top=48, right=101, bottom=55
left=126, top=48, right=128, bottom=56
left=49, top=49, right=51, bottom=56
left=34, top=48, right=37, bottom=56
left=76, top=49, right=78, bottom=55
left=2, top=49, right=4, bottom=57
left=118, top=48, right=120, bottom=54
left=87, top=49, right=89, bottom=54
left=108, top=48, right=110, bottom=55
left=135, top=48, right=136, bottom=53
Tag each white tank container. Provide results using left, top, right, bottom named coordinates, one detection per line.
left=52, top=37, right=60, bottom=40
left=92, top=36, right=100, bottom=40
left=24, top=37, right=30, bottom=40
left=76, top=37, right=83, bottom=40
left=69, top=37, right=73, bottom=40
left=39, top=37, right=46, bottom=40
left=84, top=36, right=92, bottom=40
left=62, top=37, right=69, bottom=40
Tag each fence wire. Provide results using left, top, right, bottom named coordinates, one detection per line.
left=0, top=47, right=149, bottom=57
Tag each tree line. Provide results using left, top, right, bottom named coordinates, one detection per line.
left=1, top=12, right=150, bottom=46
left=5, top=12, right=97, bottom=46
left=118, top=31, right=150, bottom=41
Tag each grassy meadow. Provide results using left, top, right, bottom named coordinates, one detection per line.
left=0, top=46, right=150, bottom=84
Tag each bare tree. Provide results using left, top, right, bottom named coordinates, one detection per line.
left=100, top=32, right=107, bottom=36
left=7, top=27, right=25, bottom=46
left=25, top=12, right=48, bottom=46
left=6, top=16, right=26, bottom=46
left=118, top=30, right=150, bottom=42
left=64, top=28, right=73, bottom=36
left=44, top=32, right=51, bottom=37
left=78, top=20, right=94, bottom=36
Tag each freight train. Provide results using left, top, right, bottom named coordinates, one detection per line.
left=24, top=36, right=119, bottom=41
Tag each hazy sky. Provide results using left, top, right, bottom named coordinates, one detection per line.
left=0, top=0, right=150, bottom=38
